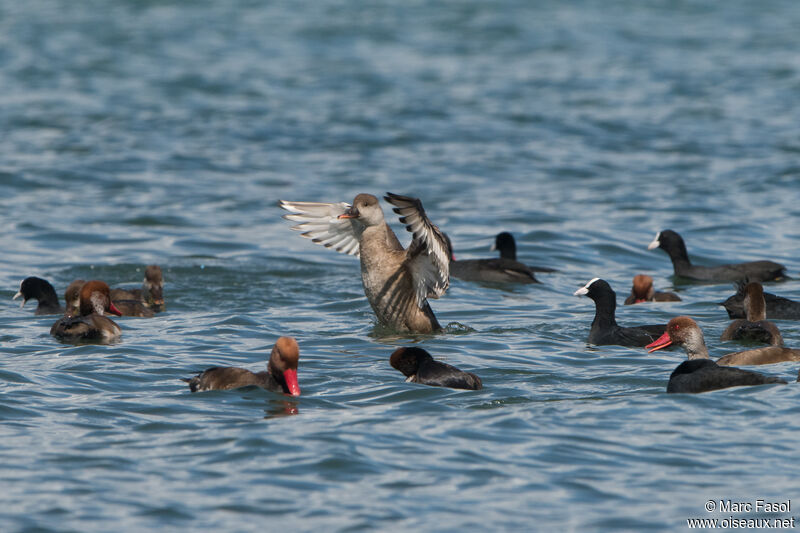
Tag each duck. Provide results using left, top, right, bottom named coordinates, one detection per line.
left=647, top=229, right=786, bottom=283
left=623, top=274, right=681, bottom=305
left=664, top=359, right=786, bottom=394
left=112, top=299, right=155, bottom=318
left=13, top=277, right=64, bottom=315
left=445, top=233, right=539, bottom=284
left=389, top=347, right=482, bottom=390
left=720, top=281, right=800, bottom=320
left=645, top=316, right=787, bottom=393
left=110, top=265, right=165, bottom=312
left=280, top=193, right=450, bottom=334
left=717, top=346, right=800, bottom=366
left=574, top=278, right=666, bottom=347
left=50, top=280, right=122, bottom=343
left=64, top=279, right=86, bottom=316
left=69, top=279, right=154, bottom=318
left=719, top=282, right=783, bottom=346
left=183, top=336, right=300, bottom=396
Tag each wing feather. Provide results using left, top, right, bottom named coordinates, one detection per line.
left=384, top=192, right=450, bottom=307
left=279, top=200, right=363, bottom=257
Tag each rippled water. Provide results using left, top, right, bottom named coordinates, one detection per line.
left=2, top=1, right=800, bottom=531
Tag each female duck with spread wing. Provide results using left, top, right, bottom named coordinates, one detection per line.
left=280, top=192, right=450, bottom=334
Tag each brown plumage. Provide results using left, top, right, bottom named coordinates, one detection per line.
left=623, top=274, right=681, bottom=305
left=51, top=281, right=123, bottom=344
left=112, top=300, right=155, bottom=317
left=110, top=265, right=165, bottom=312
left=64, top=279, right=86, bottom=317
left=720, top=282, right=783, bottom=346
left=717, top=346, right=800, bottom=366
left=280, top=193, right=450, bottom=333
left=183, top=336, right=301, bottom=396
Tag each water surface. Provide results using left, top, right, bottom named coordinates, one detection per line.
left=1, top=1, right=799, bottom=531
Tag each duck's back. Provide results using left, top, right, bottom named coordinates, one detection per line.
left=185, top=367, right=278, bottom=392
left=717, top=347, right=800, bottom=366
left=113, top=300, right=155, bottom=317
left=721, top=319, right=783, bottom=346
left=415, top=359, right=482, bottom=390
left=667, top=359, right=785, bottom=393
left=51, top=314, right=121, bottom=343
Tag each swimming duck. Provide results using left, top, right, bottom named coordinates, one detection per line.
left=623, top=274, right=681, bottom=305
left=183, top=336, right=300, bottom=396
left=50, top=280, right=122, bottom=344
left=110, top=265, right=165, bottom=312
left=280, top=193, right=450, bottom=334
left=720, top=282, right=783, bottom=346
left=646, top=316, right=787, bottom=392
left=389, top=347, right=482, bottom=390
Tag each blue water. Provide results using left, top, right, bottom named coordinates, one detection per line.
left=2, top=1, right=800, bottom=531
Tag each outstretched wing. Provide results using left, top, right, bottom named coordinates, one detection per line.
left=384, top=192, right=450, bottom=307
left=279, top=200, right=363, bottom=257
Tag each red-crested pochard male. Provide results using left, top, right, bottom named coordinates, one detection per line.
left=647, top=230, right=786, bottom=283
left=51, top=281, right=122, bottom=344
left=720, top=282, right=783, bottom=346
left=110, top=265, right=165, bottom=312
left=183, top=336, right=301, bottom=396
left=574, top=278, right=666, bottom=347
left=389, top=347, right=482, bottom=390
left=623, top=274, right=681, bottom=305
left=13, top=277, right=64, bottom=315
left=70, top=279, right=154, bottom=318
left=721, top=281, right=800, bottom=320
left=646, top=316, right=787, bottom=393
left=445, top=232, right=552, bottom=284
left=280, top=193, right=450, bottom=334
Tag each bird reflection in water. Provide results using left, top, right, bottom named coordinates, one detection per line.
left=264, top=399, right=299, bottom=419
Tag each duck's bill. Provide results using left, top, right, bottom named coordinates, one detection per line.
left=282, top=369, right=301, bottom=396
left=646, top=331, right=672, bottom=352
left=337, top=205, right=359, bottom=220
left=108, top=302, right=123, bottom=316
